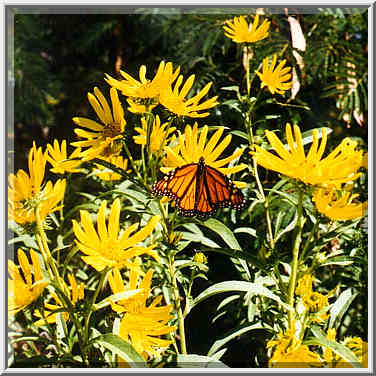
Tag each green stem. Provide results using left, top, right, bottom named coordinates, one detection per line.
left=253, top=159, right=275, bottom=249
left=53, top=285, right=88, bottom=365
left=183, top=270, right=195, bottom=318
left=35, top=206, right=63, bottom=292
left=157, top=200, right=171, bottom=243
left=35, top=234, right=54, bottom=280
left=287, top=189, right=304, bottom=327
left=168, top=254, right=187, bottom=355
left=299, top=220, right=319, bottom=262
left=83, top=267, right=110, bottom=348
left=122, top=142, right=149, bottom=192
left=145, top=111, right=154, bottom=159
left=141, top=144, right=147, bottom=180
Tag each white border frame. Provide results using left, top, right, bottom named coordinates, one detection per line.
left=1, top=1, right=373, bottom=374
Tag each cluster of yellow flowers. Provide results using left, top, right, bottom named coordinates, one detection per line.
left=252, top=123, right=367, bottom=221
left=267, top=321, right=367, bottom=368
left=8, top=138, right=177, bottom=359
left=295, top=274, right=335, bottom=324
left=8, top=245, right=176, bottom=360
left=224, top=14, right=292, bottom=95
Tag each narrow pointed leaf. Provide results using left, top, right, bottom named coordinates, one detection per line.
left=94, top=333, right=146, bottom=368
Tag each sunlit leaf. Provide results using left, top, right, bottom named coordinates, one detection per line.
left=94, top=333, right=146, bottom=368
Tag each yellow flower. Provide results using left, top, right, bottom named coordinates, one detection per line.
left=108, top=260, right=176, bottom=360
left=8, top=143, right=66, bottom=225
left=296, top=274, right=330, bottom=323
left=252, top=123, right=365, bottom=187
left=46, top=139, right=83, bottom=174
left=8, top=249, right=48, bottom=316
left=324, top=329, right=367, bottom=367
left=193, top=252, right=207, bottom=264
left=267, top=324, right=321, bottom=367
left=296, top=274, right=314, bottom=295
left=161, top=123, right=247, bottom=182
left=159, top=74, right=218, bottom=118
left=313, top=188, right=367, bottom=221
left=34, top=274, right=84, bottom=325
left=223, top=14, right=270, bottom=44
left=256, top=54, right=292, bottom=95
left=126, top=98, right=158, bottom=114
left=133, top=115, right=176, bottom=154
left=71, top=87, right=126, bottom=161
left=362, top=152, right=368, bottom=169
left=346, top=337, right=368, bottom=368
left=72, top=198, right=160, bottom=272
left=94, top=155, right=129, bottom=181
left=105, top=61, right=180, bottom=101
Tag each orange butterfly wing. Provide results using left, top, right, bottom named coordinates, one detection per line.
left=152, top=164, right=199, bottom=217
left=204, top=165, right=245, bottom=211
left=152, top=160, right=245, bottom=218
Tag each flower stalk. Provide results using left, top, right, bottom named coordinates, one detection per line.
left=35, top=205, right=63, bottom=291
left=168, top=253, right=187, bottom=355
left=287, top=188, right=304, bottom=327
left=253, top=159, right=275, bottom=249
left=83, top=267, right=110, bottom=350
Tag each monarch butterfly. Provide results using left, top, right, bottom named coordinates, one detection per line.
left=152, top=157, right=245, bottom=218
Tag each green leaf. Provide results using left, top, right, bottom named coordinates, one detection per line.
left=94, top=333, right=146, bottom=368
left=8, top=234, right=38, bottom=249
left=230, top=130, right=249, bottom=140
left=216, top=294, right=240, bottom=311
left=180, top=230, right=219, bottom=248
left=174, top=260, right=209, bottom=273
left=274, top=210, right=298, bottom=242
left=175, top=354, right=229, bottom=368
left=201, top=219, right=251, bottom=280
left=220, top=85, right=240, bottom=93
left=115, top=188, right=148, bottom=203
left=208, top=322, right=274, bottom=356
left=307, top=326, right=361, bottom=367
left=202, top=218, right=240, bottom=249
left=209, top=348, right=228, bottom=361
left=192, top=281, right=293, bottom=312
left=265, top=188, right=298, bottom=207
left=329, top=288, right=358, bottom=329
left=234, top=227, right=257, bottom=238
left=321, top=255, right=355, bottom=267
left=56, top=312, right=68, bottom=341
left=221, top=99, right=242, bottom=113
left=200, top=246, right=265, bottom=270
left=265, top=114, right=281, bottom=120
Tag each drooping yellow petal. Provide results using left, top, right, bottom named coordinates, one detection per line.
left=252, top=123, right=366, bottom=188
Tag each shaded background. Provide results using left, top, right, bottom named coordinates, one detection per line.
left=9, top=7, right=368, bottom=367
left=10, top=7, right=368, bottom=171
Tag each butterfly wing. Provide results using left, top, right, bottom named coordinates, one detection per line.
left=152, top=163, right=199, bottom=217
left=195, top=167, right=216, bottom=217
left=152, top=162, right=245, bottom=218
left=204, top=165, right=245, bottom=211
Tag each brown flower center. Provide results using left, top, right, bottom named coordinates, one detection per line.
left=103, top=122, right=122, bottom=139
